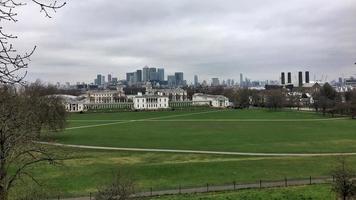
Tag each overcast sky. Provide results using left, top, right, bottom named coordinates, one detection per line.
left=5, top=0, right=356, bottom=84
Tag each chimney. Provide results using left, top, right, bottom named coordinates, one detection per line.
left=281, top=72, right=285, bottom=85
left=298, top=71, right=303, bottom=87
left=287, top=72, right=291, bottom=84
left=305, top=71, right=310, bottom=83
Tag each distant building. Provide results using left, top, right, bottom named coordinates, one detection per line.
left=157, top=68, right=165, bottom=81
left=167, top=75, right=176, bottom=87
left=298, top=71, right=303, bottom=87
left=142, top=66, right=150, bottom=82
left=108, top=74, right=112, bottom=84
left=194, top=75, right=199, bottom=87
left=192, top=93, right=229, bottom=108
left=133, top=92, right=169, bottom=110
left=211, top=78, right=220, bottom=86
left=175, top=72, right=184, bottom=86
left=87, top=90, right=122, bottom=103
left=136, top=70, right=142, bottom=82
left=149, top=68, right=157, bottom=81
left=58, top=95, right=88, bottom=113
left=240, top=73, right=244, bottom=87
left=97, top=74, right=102, bottom=86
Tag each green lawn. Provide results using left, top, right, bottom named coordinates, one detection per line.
left=52, top=109, right=356, bottom=153
left=16, top=109, right=355, bottom=199
left=149, top=185, right=335, bottom=200
left=10, top=148, right=356, bottom=198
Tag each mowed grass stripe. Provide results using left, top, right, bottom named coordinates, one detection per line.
left=66, top=109, right=224, bottom=130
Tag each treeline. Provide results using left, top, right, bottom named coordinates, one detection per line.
left=185, top=84, right=356, bottom=118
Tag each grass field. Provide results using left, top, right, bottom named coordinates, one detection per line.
left=149, top=185, right=335, bottom=200
left=53, top=109, right=356, bottom=153
left=12, top=109, right=356, bottom=199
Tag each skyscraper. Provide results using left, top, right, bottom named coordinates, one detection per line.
left=136, top=70, right=142, bottom=82
left=97, top=74, right=102, bottom=86
left=101, top=75, right=105, bottom=85
left=167, top=75, right=176, bottom=87
left=142, top=66, right=149, bottom=82
left=194, top=75, right=199, bottom=87
left=108, top=74, right=112, bottom=84
left=240, top=73, right=243, bottom=87
left=126, top=72, right=135, bottom=82
left=175, top=72, right=184, bottom=86
left=211, top=78, right=220, bottom=86
left=157, top=68, right=164, bottom=81
left=149, top=67, right=157, bottom=81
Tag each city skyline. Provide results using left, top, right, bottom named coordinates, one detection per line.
left=6, top=0, right=356, bottom=83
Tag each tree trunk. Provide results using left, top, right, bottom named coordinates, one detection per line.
left=0, top=189, right=8, bottom=200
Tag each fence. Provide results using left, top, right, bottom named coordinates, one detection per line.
left=58, top=176, right=333, bottom=200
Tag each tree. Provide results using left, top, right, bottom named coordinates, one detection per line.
left=236, top=88, right=250, bottom=108
left=331, top=158, right=356, bottom=200
left=350, top=90, right=356, bottom=119
left=0, top=84, right=67, bottom=200
left=0, top=0, right=66, bottom=84
left=95, top=172, right=136, bottom=200
left=314, top=83, right=337, bottom=115
left=265, top=89, right=285, bottom=110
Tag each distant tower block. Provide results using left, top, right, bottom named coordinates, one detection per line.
left=305, top=71, right=310, bottom=83
left=281, top=72, right=285, bottom=85
left=287, top=72, right=292, bottom=84
left=298, top=71, right=303, bottom=87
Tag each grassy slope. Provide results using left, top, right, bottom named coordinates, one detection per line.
left=149, top=185, right=334, bottom=200
left=53, top=109, right=356, bottom=153
left=11, top=148, right=356, bottom=198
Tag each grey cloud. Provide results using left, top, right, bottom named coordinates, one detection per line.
left=6, top=0, right=356, bottom=83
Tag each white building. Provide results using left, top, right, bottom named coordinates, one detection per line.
left=133, top=92, right=169, bottom=110
left=192, top=93, right=229, bottom=108
left=55, top=95, right=88, bottom=112
left=87, top=90, right=125, bottom=103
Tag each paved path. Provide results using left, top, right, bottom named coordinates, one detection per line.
left=60, top=177, right=332, bottom=200
left=38, top=142, right=356, bottom=157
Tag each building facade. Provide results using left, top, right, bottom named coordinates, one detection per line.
left=192, top=93, right=229, bottom=108
left=133, top=93, right=169, bottom=110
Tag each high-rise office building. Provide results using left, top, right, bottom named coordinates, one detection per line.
left=126, top=72, right=135, bottom=82
left=101, top=75, right=105, bottom=85
left=167, top=75, right=176, bottom=87
left=157, top=68, right=164, bottom=81
left=142, top=66, right=149, bottom=82
left=97, top=74, right=102, bottom=86
left=136, top=70, right=142, bottom=82
left=240, top=73, right=243, bottom=87
left=211, top=78, right=220, bottom=86
left=149, top=67, right=157, bottom=81
left=175, top=72, right=184, bottom=86
left=108, top=74, right=112, bottom=83
left=194, top=75, right=199, bottom=86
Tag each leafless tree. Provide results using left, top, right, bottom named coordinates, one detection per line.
left=95, top=171, right=136, bottom=200
left=0, top=0, right=66, bottom=84
left=331, top=157, right=356, bottom=200
left=0, top=84, right=67, bottom=200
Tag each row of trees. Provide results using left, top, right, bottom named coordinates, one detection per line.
left=186, top=84, right=356, bottom=118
